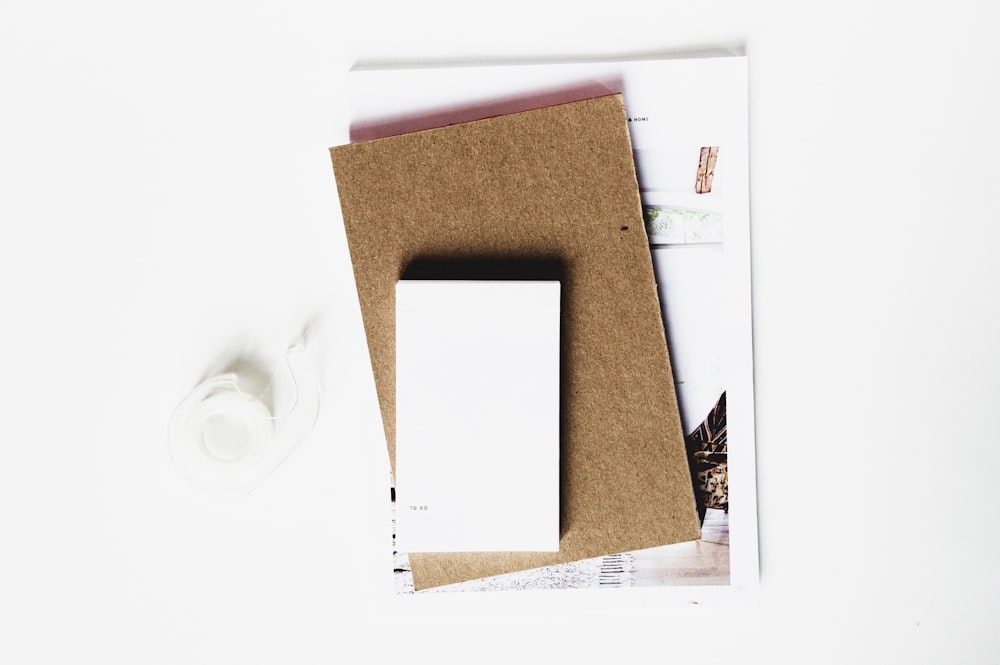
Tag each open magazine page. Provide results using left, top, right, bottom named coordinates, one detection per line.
left=349, top=56, right=757, bottom=600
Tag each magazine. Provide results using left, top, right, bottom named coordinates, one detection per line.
left=348, top=55, right=758, bottom=600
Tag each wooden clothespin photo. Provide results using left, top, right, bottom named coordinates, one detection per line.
left=695, top=146, right=719, bottom=194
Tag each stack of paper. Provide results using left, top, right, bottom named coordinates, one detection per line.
left=395, top=279, right=560, bottom=554
left=331, top=56, right=758, bottom=597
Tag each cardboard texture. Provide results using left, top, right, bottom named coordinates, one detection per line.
left=330, top=95, right=699, bottom=590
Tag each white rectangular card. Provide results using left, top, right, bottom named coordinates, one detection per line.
left=395, top=280, right=560, bottom=553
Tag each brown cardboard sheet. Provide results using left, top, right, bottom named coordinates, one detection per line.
left=330, top=95, right=699, bottom=590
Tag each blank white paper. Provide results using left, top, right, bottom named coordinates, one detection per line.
left=395, top=280, right=560, bottom=553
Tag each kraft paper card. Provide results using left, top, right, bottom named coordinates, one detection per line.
left=330, top=94, right=699, bottom=590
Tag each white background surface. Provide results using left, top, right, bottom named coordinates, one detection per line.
left=2, top=2, right=997, bottom=663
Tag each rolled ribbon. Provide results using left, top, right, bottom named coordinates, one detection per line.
left=168, top=344, right=319, bottom=497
